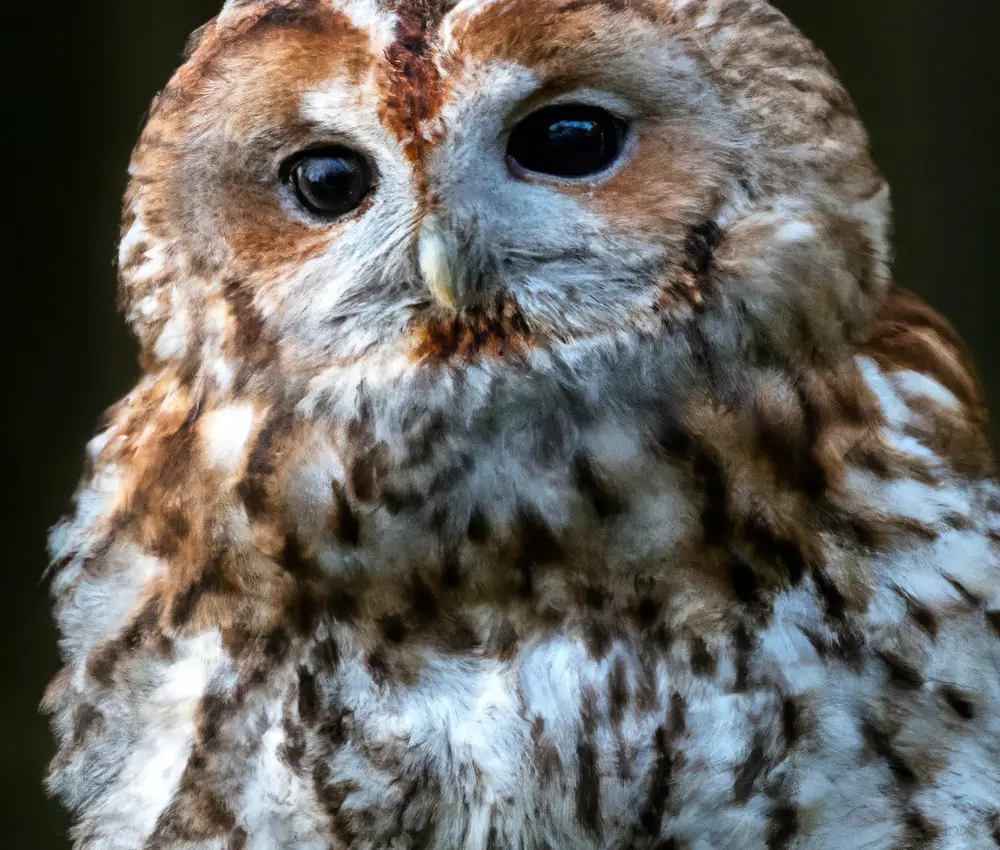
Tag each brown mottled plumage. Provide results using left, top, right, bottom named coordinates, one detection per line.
left=46, top=1, right=1000, bottom=848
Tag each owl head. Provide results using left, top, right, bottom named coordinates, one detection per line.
left=120, top=0, right=891, bottom=397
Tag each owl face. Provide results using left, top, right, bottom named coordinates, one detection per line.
left=122, top=0, right=892, bottom=394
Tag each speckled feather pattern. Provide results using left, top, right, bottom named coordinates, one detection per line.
left=45, top=1, right=1000, bottom=848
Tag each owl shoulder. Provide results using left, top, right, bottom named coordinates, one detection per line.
left=859, top=285, right=994, bottom=480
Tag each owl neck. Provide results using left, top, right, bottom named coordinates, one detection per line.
left=88, top=297, right=982, bottom=655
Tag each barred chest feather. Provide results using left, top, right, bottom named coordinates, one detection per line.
left=45, top=291, right=1000, bottom=850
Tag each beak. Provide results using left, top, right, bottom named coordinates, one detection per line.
left=418, top=214, right=465, bottom=310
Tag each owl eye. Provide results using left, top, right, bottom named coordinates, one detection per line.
left=286, top=147, right=373, bottom=218
left=507, top=105, right=628, bottom=179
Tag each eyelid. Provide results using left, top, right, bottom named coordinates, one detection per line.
left=272, top=131, right=378, bottom=178
left=279, top=145, right=380, bottom=188
left=502, top=89, right=635, bottom=135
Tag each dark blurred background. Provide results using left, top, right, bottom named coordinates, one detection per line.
left=5, top=1, right=999, bottom=846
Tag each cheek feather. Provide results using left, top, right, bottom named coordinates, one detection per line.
left=591, top=125, right=737, bottom=240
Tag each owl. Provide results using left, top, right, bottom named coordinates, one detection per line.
left=44, top=0, right=1000, bottom=848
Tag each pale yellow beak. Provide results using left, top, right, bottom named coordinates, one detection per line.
left=418, top=215, right=463, bottom=310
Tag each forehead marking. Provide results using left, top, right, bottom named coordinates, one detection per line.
left=378, top=1, right=459, bottom=164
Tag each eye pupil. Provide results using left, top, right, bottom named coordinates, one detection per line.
left=507, top=105, right=627, bottom=178
left=288, top=147, right=371, bottom=218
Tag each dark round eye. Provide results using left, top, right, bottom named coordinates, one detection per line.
left=507, top=105, right=628, bottom=179
left=286, top=147, right=372, bottom=218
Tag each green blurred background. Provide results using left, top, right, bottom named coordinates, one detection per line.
left=6, top=2, right=999, bottom=846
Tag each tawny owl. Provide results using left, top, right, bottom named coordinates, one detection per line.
left=44, top=0, right=1000, bottom=847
